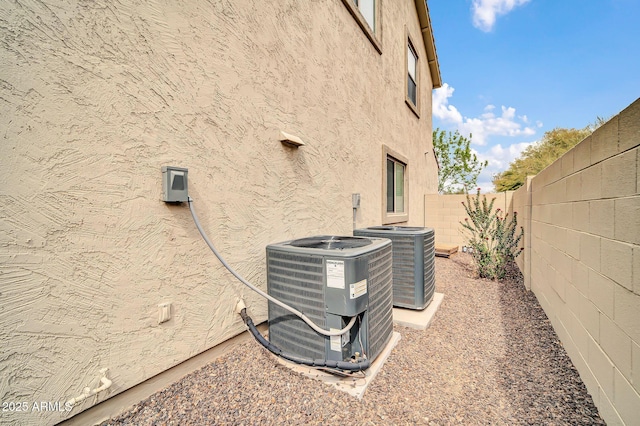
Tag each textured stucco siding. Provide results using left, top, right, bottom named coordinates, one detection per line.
left=0, top=1, right=438, bottom=424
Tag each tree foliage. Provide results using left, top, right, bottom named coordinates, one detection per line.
left=433, top=128, right=488, bottom=194
left=492, top=127, right=591, bottom=192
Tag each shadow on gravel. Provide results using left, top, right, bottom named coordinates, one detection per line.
left=495, top=261, right=605, bottom=425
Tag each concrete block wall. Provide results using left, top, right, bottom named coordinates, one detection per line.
left=510, top=176, right=533, bottom=290
left=527, top=98, right=640, bottom=426
left=424, top=98, right=639, bottom=425
left=424, top=191, right=513, bottom=247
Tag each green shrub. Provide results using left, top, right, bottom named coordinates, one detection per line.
left=460, top=189, right=524, bottom=280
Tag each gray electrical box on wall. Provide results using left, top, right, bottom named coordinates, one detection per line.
left=162, top=166, right=188, bottom=202
left=352, top=193, right=361, bottom=208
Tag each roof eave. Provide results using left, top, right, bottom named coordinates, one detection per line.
left=415, top=0, right=442, bottom=89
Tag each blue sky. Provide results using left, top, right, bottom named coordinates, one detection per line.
left=428, top=0, right=640, bottom=192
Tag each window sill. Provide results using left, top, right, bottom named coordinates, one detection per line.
left=405, top=98, right=420, bottom=118
left=382, top=213, right=409, bottom=225
left=341, top=0, right=382, bottom=54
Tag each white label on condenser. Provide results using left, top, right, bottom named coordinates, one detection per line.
left=326, top=260, right=345, bottom=289
left=330, top=329, right=341, bottom=351
left=330, top=328, right=350, bottom=352
left=350, top=279, right=367, bottom=299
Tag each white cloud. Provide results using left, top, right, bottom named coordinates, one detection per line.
left=432, top=83, right=537, bottom=145
left=460, top=106, right=536, bottom=145
left=472, top=0, right=531, bottom=32
left=432, top=83, right=463, bottom=123
left=440, top=141, right=533, bottom=193
left=474, top=141, right=533, bottom=192
left=432, top=83, right=540, bottom=192
left=481, top=142, right=532, bottom=170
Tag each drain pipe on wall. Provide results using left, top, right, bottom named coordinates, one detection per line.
left=352, top=193, right=360, bottom=230
left=66, top=368, right=112, bottom=409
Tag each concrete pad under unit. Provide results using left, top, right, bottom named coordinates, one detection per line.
left=393, top=292, right=444, bottom=330
left=275, top=331, right=401, bottom=399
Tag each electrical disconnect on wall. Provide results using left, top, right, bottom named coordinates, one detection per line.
left=162, top=166, right=188, bottom=202
left=352, top=193, right=361, bottom=208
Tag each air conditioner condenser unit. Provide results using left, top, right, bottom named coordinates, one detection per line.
left=266, top=236, right=394, bottom=365
left=354, top=226, right=435, bottom=310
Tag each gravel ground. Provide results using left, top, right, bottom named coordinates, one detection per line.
left=103, top=254, right=605, bottom=425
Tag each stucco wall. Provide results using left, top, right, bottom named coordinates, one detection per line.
left=0, top=1, right=438, bottom=424
left=527, top=99, right=640, bottom=425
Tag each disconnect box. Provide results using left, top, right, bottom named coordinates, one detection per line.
left=162, top=166, right=188, bottom=202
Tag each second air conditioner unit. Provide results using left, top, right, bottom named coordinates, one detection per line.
left=266, top=236, right=394, bottom=365
left=354, top=226, right=435, bottom=310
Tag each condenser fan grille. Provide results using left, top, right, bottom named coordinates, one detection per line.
left=288, top=236, right=372, bottom=250
left=369, top=226, right=425, bottom=231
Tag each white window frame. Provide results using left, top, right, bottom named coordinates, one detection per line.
left=405, top=30, right=420, bottom=117
left=355, top=0, right=375, bottom=30
left=341, top=0, right=382, bottom=54
left=382, top=145, right=409, bottom=224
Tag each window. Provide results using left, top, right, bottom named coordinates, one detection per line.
left=386, top=157, right=405, bottom=213
left=407, top=42, right=417, bottom=106
left=341, top=0, right=381, bottom=53
left=354, top=0, right=375, bottom=31
left=405, top=31, right=419, bottom=117
left=382, top=145, right=409, bottom=224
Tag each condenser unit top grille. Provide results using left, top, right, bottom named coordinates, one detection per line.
left=289, top=236, right=372, bottom=250
left=364, top=226, right=433, bottom=234
left=270, top=235, right=387, bottom=258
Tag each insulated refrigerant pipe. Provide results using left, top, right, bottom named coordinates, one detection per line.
left=239, top=308, right=370, bottom=372
left=187, top=197, right=357, bottom=338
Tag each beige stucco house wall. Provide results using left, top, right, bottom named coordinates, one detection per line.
left=0, top=1, right=441, bottom=424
